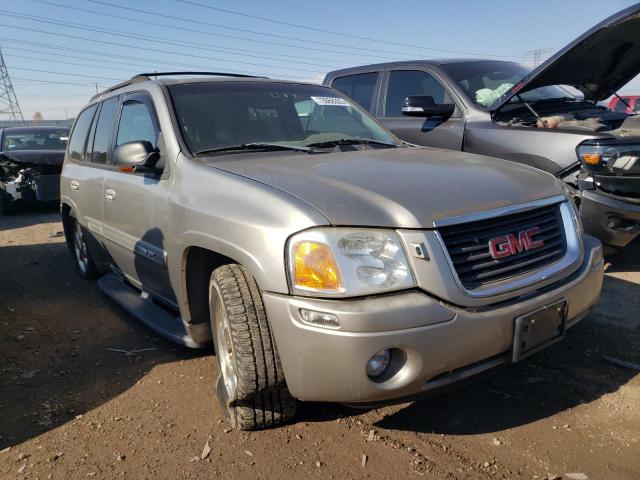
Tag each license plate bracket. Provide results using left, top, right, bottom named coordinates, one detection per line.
left=512, top=299, right=567, bottom=362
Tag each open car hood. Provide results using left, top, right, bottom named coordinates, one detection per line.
left=490, top=3, right=640, bottom=110
left=0, top=150, right=65, bottom=167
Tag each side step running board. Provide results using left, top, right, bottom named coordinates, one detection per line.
left=97, top=273, right=206, bottom=348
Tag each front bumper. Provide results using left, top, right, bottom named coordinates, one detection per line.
left=264, top=236, right=603, bottom=403
left=580, top=190, right=640, bottom=248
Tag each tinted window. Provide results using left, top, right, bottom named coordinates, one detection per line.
left=68, top=105, right=97, bottom=161
left=385, top=70, right=450, bottom=117
left=331, top=73, right=378, bottom=112
left=116, top=101, right=157, bottom=147
left=91, top=97, right=118, bottom=164
left=168, top=82, right=396, bottom=153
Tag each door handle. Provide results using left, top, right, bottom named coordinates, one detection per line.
left=70, top=180, right=80, bottom=191
left=105, top=189, right=116, bottom=201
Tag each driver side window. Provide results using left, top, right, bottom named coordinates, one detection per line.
left=116, top=101, right=158, bottom=148
left=384, top=70, right=452, bottom=117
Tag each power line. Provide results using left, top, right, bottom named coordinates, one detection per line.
left=82, top=0, right=421, bottom=57
left=0, top=22, right=325, bottom=74
left=177, top=0, right=519, bottom=59
left=8, top=66, right=123, bottom=81
left=12, top=76, right=106, bottom=87
left=2, top=9, right=341, bottom=70
left=26, top=0, right=384, bottom=64
left=0, top=39, right=293, bottom=79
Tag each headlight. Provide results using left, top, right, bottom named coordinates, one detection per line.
left=577, top=142, right=640, bottom=174
left=287, top=228, right=415, bottom=297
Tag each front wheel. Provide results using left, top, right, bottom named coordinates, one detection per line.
left=209, top=264, right=296, bottom=430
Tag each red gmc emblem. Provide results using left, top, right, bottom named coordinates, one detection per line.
left=489, top=227, right=544, bottom=259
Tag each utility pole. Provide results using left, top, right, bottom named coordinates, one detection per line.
left=0, top=46, right=24, bottom=121
left=523, top=48, right=556, bottom=67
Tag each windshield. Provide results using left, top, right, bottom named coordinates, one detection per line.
left=440, top=61, right=582, bottom=108
left=1, top=128, right=69, bottom=152
left=168, top=82, right=397, bottom=154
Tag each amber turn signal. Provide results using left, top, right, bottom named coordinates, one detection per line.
left=581, top=153, right=601, bottom=165
left=292, top=241, right=342, bottom=291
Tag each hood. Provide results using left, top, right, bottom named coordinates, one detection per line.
left=490, top=3, right=640, bottom=110
left=0, top=150, right=65, bottom=167
left=208, top=147, right=562, bottom=228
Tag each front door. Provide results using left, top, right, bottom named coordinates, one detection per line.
left=101, top=93, right=176, bottom=305
left=379, top=69, right=465, bottom=150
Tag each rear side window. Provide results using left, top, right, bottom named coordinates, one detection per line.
left=331, top=73, right=378, bottom=112
left=613, top=98, right=630, bottom=112
left=385, top=70, right=451, bottom=117
left=116, top=101, right=157, bottom=147
left=91, top=97, right=118, bottom=164
left=68, top=105, right=97, bottom=161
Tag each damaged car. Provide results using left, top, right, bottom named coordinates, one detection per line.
left=0, top=125, right=69, bottom=215
left=324, top=4, right=640, bottom=250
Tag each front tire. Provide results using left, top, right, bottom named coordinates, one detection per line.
left=209, top=264, right=296, bottom=430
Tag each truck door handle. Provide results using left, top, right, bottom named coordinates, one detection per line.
left=70, top=180, right=80, bottom=191
left=105, top=189, right=116, bottom=201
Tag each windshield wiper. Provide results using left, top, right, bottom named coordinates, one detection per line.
left=305, top=138, right=396, bottom=148
left=194, top=142, right=312, bottom=155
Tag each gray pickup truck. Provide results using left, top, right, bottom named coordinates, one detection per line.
left=324, top=4, right=640, bottom=250
left=61, top=72, right=603, bottom=430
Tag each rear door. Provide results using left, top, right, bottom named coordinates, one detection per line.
left=62, top=101, right=110, bottom=233
left=378, top=69, right=465, bottom=150
left=101, top=92, right=175, bottom=304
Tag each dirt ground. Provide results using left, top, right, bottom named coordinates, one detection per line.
left=1, top=208, right=639, bottom=480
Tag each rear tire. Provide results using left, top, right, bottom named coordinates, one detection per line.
left=209, top=264, right=296, bottom=430
left=69, top=218, right=99, bottom=280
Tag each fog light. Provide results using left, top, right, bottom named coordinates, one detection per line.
left=366, top=349, right=391, bottom=378
left=299, top=309, right=340, bottom=329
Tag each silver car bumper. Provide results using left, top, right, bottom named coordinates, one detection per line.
left=263, top=235, right=604, bottom=403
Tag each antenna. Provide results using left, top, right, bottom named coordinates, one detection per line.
left=0, top=46, right=24, bottom=121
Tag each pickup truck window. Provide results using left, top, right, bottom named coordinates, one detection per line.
left=331, top=73, right=378, bottom=112
left=168, top=82, right=395, bottom=154
left=384, top=70, right=451, bottom=117
left=91, top=97, right=118, bottom=164
left=68, top=105, right=97, bottom=162
left=440, top=61, right=579, bottom=107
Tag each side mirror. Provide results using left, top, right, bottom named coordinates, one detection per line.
left=114, top=141, right=160, bottom=172
left=401, top=96, right=455, bottom=118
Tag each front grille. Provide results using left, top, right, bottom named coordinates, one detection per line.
left=438, top=203, right=567, bottom=289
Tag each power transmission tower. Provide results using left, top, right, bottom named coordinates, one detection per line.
left=523, top=48, right=555, bottom=67
left=0, top=47, right=24, bottom=121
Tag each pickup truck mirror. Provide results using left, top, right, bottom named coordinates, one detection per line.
left=401, top=96, right=455, bottom=119
left=114, top=141, right=161, bottom=172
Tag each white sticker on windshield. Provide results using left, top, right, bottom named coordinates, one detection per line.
left=311, top=96, right=350, bottom=107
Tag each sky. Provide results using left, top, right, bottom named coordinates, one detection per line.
left=1, top=0, right=638, bottom=120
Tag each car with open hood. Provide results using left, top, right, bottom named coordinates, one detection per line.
left=60, top=72, right=603, bottom=430
left=0, top=125, right=69, bottom=214
left=324, top=4, right=640, bottom=250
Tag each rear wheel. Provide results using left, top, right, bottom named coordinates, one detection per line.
left=209, top=264, right=296, bottom=430
left=70, top=218, right=98, bottom=279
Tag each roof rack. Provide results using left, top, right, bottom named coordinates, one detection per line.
left=91, top=71, right=267, bottom=101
